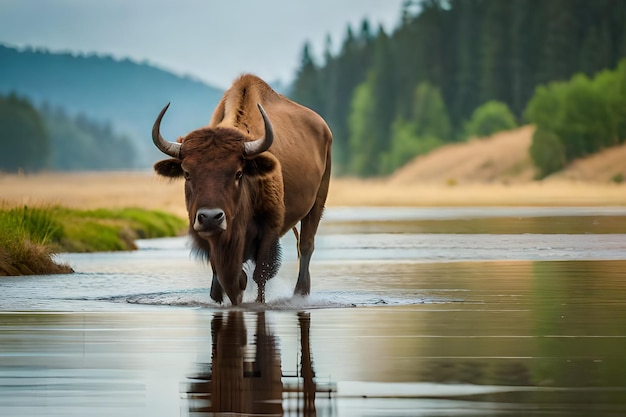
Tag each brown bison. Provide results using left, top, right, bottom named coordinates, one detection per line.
left=152, top=74, right=332, bottom=305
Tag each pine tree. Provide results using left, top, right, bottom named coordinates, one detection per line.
left=480, top=0, right=512, bottom=104
left=290, top=42, right=322, bottom=114
left=510, top=0, right=541, bottom=117
left=450, top=0, right=483, bottom=127
left=580, top=24, right=613, bottom=76
left=324, top=23, right=375, bottom=173
left=0, top=94, right=49, bottom=172
left=538, top=0, right=580, bottom=84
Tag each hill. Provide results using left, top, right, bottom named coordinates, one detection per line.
left=389, top=126, right=626, bottom=185
left=390, top=126, right=535, bottom=185
left=548, top=141, right=626, bottom=183
left=0, top=44, right=223, bottom=166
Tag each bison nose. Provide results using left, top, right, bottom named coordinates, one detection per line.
left=194, top=208, right=227, bottom=233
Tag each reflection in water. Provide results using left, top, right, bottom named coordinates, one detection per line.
left=183, top=312, right=323, bottom=416
left=3, top=208, right=626, bottom=416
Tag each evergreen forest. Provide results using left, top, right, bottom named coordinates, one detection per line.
left=0, top=93, right=137, bottom=172
left=289, top=0, right=626, bottom=176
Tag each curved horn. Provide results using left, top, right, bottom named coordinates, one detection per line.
left=244, top=103, right=274, bottom=158
left=152, top=102, right=182, bottom=158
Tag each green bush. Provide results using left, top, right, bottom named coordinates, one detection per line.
left=558, top=74, right=615, bottom=159
left=378, top=82, right=450, bottom=174
left=593, top=61, right=626, bottom=143
left=464, top=101, right=517, bottom=138
left=380, top=117, right=443, bottom=174
left=525, top=59, right=626, bottom=175
left=529, top=128, right=567, bottom=179
left=409, top=82, right=452, bottom=141
left=525, top=83, right=567, bottom=135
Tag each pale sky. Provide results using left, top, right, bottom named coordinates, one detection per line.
left=0, top=0, right=406, bottom=89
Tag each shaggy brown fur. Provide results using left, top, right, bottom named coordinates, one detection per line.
left=154, top=74, right=332, bottom=305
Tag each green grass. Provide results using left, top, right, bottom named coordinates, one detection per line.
left=0, top=204, right=186, bottom=276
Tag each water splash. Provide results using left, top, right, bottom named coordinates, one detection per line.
left=98, top=288, right=436, bottom=311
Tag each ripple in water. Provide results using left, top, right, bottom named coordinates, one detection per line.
left=97, top=288, right=442, bottom=310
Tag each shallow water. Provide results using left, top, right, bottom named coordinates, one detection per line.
left=1, top=207, right=626, bottom=416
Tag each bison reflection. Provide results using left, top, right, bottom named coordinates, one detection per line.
left=184, top=312, right=319, bottom=416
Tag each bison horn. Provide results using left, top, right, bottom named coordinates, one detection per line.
left=244, top=104, right=274, bottom=158
left=152, top=102, right=182, bottom=158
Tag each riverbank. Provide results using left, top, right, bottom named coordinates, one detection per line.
left=2, top=171, right=624, bottom=276
left=0, top=205, right=186, bottom=276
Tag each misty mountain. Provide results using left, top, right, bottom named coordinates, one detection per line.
left=0, top=44, right=224, bottom=166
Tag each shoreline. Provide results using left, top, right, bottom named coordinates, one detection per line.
left=1, top=172, right=625, bottom=219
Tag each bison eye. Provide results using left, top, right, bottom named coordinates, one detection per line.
left=183, top=171, right=191, bottom=180
left=235, top=170, right=243, bottom=181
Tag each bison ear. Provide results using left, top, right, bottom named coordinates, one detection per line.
left=244, top=153, right=279, bottom=177
left=154, top=158, right=183, bottom=178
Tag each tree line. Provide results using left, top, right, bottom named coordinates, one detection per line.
left=289, top=0, right=626, bottom=176
left=0, top=93, right=136, bottom=173
left=1, top=43, right=224, bottom=168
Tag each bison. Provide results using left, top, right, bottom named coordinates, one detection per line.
left=152, top=74, right=332, bottom=306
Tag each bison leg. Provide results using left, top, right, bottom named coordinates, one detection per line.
left=210, top=264, right=224, bottom=304
left=295, top=156, right=331, bottom=297
left=294, top=219, right=314, bottom=296
left=212, top=259, right=246, bottom=306
left=253, top=234, right=282, bottom=303
left=294, top=205, right=323, bottom=296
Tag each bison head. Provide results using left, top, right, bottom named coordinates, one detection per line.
left=152, top=103, right=280, bottom=304
left=152, top=102, right=275, bottom=234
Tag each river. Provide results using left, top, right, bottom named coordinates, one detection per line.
left=1, top=207, right=626, bottom=416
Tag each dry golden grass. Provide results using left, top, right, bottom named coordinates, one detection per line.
left=1, top=170, right=625, bottom=214
left=2, top=127, right=625, bottom=212
left=1, top=171, right=188, bottom=217
left=327, top=178, right=626, bottom=207
left=390, top=126, right=536, bottom=185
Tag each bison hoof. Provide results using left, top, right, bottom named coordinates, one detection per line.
left=210, top=287, right=224, bottom=304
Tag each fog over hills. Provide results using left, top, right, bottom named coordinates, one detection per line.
left=0, top=44, right=224, bottom=166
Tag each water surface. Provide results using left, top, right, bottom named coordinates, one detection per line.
left=1, top=207, right=626, bottom=416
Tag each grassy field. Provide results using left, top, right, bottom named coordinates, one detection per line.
left=2, top=171, right=625, bottom=216
left=329, top=178, right=626, bottom=207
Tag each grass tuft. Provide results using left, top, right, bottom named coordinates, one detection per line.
left=0, top=205, right=72, bottom=275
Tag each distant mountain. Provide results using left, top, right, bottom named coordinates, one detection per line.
left=0, top=44, right=224, bottom=166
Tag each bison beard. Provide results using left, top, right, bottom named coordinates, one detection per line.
left=151, top=74, right=332, bottom=306
left=182, top=145, right=285, bottom=305
left=191, top=192, right=284, bottom=305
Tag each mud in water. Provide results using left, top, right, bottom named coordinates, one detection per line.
left=1, top=207, right=626, bottom=416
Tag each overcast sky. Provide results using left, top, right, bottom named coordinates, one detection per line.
left=0, top=0, right=406, bottom=89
